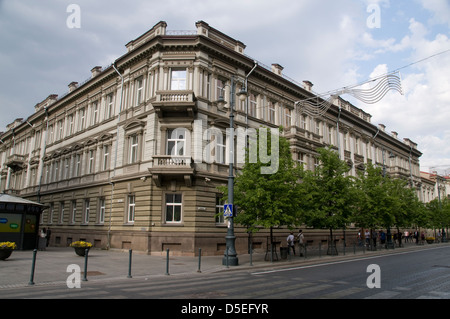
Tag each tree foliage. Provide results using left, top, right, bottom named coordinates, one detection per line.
left=219, top=128, right=304, bottom=233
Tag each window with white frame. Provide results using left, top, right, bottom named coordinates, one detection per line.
left=57, top=120, right=64, bottom=140
left=84, top=199, right=90, bottom=224
left=284, top=108, right=292, bottom=128
left=98, top=198, right=105, bottom=224
left=106, top=94, right=114, bottom=119
left=170, top=69, right=187, bottom=90
left=67, top=114, right=74, bottom=136
left=215, top=195, right=225, bottom=224
left=129, top=135, right=139, bottom=164
left=268, top=101, right=276, bottom=124
left=63, top=158, right=70, bottom=180
left=216, top=78, right=226, bottom=101
left=59, top=202, right=65, bottom=224
left=71, top=200, right=77, bottom=224
left=167, top=128, right=186, bottom=156
left=216, top=132, right=226, bottom=164
left=102, top=145, right=110, bottom=171
left=165, top=194, right=182, bottom=223
left=249, top=93, right=257, bottom=117
left=91, top=101, right=99, bottom=125
left=79, top=108, right=86, bottom=131
left=74, top=154, right=82, bottom=177
left=88, top=150, right=95, bottom=174
left=135, top=77, right=144, bottom=105
left=127, top=195, right=135, bottom=223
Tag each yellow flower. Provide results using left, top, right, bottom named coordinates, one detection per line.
left=0, top=242, right=17, bottom=250
left=70, top=241, right=93, bottom=248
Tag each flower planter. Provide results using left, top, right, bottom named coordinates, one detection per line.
left=426, top=240, right=434, bottom=244
left=0, top=249, right=13, bottom=260
left=74, top=247, right=90, bottom=257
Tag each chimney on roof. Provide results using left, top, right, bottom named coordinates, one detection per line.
left=303, top=80, right=314, bottom=92
left=378, top=124, right=386, bottom=132
left=391, top=131, right=398, bottom=139
left=68, top=82, right=78, bottom=92
left=271, top=64, right=284, bottom=76
left=91, top=66, right=102, bottom=78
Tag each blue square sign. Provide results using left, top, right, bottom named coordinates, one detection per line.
left=223, top=204, right=233, bottom=217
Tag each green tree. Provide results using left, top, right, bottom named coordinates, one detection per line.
left=301, top=147, right=355, bottom=253
left=219, top=128, right=305, bottom=245
left=353, top=163, right=395, bottom=248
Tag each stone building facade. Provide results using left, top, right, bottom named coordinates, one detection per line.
left=0, top=21, right=422, bottom=255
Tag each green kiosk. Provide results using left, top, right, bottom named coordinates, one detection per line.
left=0, top=193, right=45, bottom=250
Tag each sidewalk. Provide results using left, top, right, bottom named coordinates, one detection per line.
left=1, top=242, right=448, bottom=288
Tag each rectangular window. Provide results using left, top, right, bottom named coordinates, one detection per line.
left=216, top=132, right=226, bottom=164
left=48, top=125, right=54, bottom=144
left=135, top=77, right=144, bottom=105
left=129, top=135, right=139, bottom=164
left=127, top=195, right=135, bottom=223
left=284, top=108, right=292, bottom=128
left=74, top=154, right=81, bottom=177
left=106, top=94, right=114, bottom=118
left=71, top=200, right=77, bottom=224
left=59, top=202, right=65, bottom=224
left=84, top=199, right=90, bottom=224
left=67, top=114, right=74, bottom=136
left=102, top=145, right=109, bottom=171
left=91, top=101, right=99, bottom=125
left=167, top=128, right=186, bottom=156
left=170, top=69, right=187, bottom=90
left=165, top=194, right=182, bottom=223
left=249, top=93, right=257, bottom=118
left=64, top=158, right=70, bottom=180
left=79, top=108, right=86, bottom=131
left=57, top=120, right=64, bottom=140
left=216, top=79, right=225, bottom=100
left=215, top=196, right=225, bottom=224
left=34, top=130, right=41, bottom=150
left=268, top=102, right=275, bottom=124
left=88, top=150, right=95, bottom=174
left=98, top=198, right=105, bottom=224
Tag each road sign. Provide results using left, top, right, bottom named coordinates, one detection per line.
left=223, top=204, right=233, bottom=217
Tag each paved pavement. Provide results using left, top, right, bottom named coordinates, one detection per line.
left=1, top=241, right=446, bottom=289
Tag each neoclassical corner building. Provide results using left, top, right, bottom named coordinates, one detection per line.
left=0, top=21, right=422, bottom=255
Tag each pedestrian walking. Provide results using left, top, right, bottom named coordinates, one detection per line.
left=38, top=228, right=47, bottom=251
left=287, top=232, right=295, bottom=256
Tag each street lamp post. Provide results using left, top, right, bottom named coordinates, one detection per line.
left=218, top=76, right=247, bottom=266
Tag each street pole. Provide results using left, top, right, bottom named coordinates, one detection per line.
left=223, top=76, right=239, bottom=266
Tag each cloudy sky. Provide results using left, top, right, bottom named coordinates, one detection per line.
left=0, top=0, right=449, bottom=173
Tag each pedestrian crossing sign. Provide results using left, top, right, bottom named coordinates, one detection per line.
left=223, top=204, right=233, bottom=217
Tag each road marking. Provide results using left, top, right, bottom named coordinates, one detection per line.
left=251, top=246, right=450, bottom=276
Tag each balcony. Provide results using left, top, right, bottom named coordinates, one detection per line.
left=153, top=90, right=197, bottom=118
left=5, top=154, right=27, bottom=172
left=148, top=155, right=195, bottom=187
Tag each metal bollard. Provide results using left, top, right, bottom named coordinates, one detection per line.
left=82, top=248, right=89, bottom=281
left=197, top=248, right=202, bottom=273
left=250, top=242, right=253, bottom=267
left=127, top=249, right=133, bottom=278
left=28, top=249, right=37, bottom=286
left=165, top=249, right=170, bottom=275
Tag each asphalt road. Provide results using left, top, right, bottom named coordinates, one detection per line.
left=2, top=245, right=450, bottom=303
